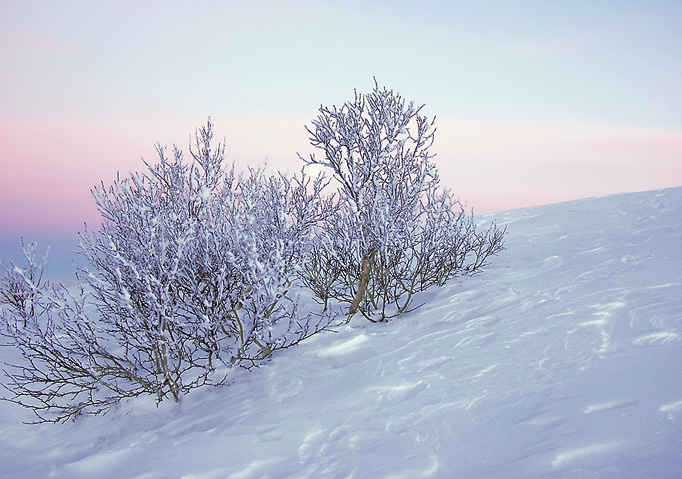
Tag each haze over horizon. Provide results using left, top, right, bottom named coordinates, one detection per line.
left=1, top=1, right=681, bottom=242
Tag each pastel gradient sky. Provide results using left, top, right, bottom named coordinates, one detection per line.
left=1, top=0, right=681, bottom=243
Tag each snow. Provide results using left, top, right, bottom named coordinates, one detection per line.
left=1, top=186, right=681, bottom=478
left=199, top=187, right=211, bottom=201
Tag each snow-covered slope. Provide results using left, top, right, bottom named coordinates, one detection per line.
left=1, top=187, right=681, bottom=478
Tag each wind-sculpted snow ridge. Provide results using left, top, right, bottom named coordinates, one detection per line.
left=1, top=186, right=681, bottom=478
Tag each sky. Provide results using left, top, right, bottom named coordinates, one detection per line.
left=1, top=0, right=681, bottom=246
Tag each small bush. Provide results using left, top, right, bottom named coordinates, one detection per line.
left=299, top=81, right=505, bottom=321
left=0, top=121, right=333, bottom=422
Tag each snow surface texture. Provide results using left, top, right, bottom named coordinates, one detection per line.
left=1, top=187, right=681, bottom=478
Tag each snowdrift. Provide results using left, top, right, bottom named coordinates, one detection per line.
left=1, top=187, right=681, bottom=478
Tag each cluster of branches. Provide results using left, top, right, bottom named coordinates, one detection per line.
left=299, top=80, right=505, bottom=321
left=0, top=122, right=334, bottom=422
left=1, top=81, right=506, bottom=422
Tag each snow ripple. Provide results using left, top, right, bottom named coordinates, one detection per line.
left=551, top=441, right=629, bottom=469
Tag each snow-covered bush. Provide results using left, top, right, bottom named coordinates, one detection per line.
left=299, top=81, right=505, bottom=321
left=0, top=121, right=333, bottom=422
left=0, top=241, right=48, bottom=326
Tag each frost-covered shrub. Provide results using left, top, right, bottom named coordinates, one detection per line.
left=299, top=81, right=505, bottom=321
left=0, top=121, right=333, bottom=422
left=0, top=241, right=48, bottom=326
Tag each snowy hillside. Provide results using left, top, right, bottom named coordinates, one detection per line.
left=1, top=187, right=681, bottom=478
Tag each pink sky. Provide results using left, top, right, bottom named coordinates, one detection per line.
left=1, top=1, right=681, bottom=240
left=2, top=115, right=680, bottom=237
